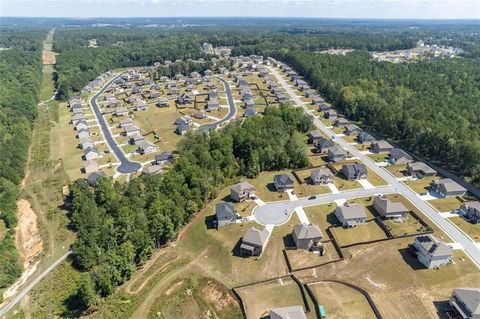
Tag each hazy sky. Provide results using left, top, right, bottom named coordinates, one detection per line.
left=1, top=0, right=479, bottom=19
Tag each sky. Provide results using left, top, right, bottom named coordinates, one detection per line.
left=1, top=0, right=479, bottom=19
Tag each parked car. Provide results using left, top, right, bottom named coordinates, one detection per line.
left=309, top=195, right=317, bottom=200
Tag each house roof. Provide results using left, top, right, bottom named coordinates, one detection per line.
left=463, top=201, right=480, bottom=212
left=390, top=148, right=412, bottom=161
left=138, top=140, right=156, bottom=151
left=244, top=106, right=257, bottom=117
left=407, top=162, right=436, bottom=175
left=83, top=159, right=98, bottom=170
left=83, top=147, right=98, bottom=156
left=343, top=163, right=367, bottom=177
left=329, top=146, right=346, bottom=156
left=124, top=125, right=140, bottom=133
left=345, top=124, right=361, bottom=132
left=336, top=204, right=367, bottom=220
left=311, top=168, right=333, bottom=179
left=452, top=288, right=480, bottom=317
left=435, top=178, right=466, bottom=194
left=274, top=174, right=294, bottom=186
left=87, top=171, right=106, bottom=184
left=359, top=131, right=374, bottom=141
left=115, top=107, right=128, bottom=113
left=373, top=140, right=393, bottom=150
left=119, top=118, right=134, bottom=125
left=215, top=202, right=236, bottom=219
left=317, top=137, right=333, bottom=148
left=308, top=130, right=323, bottom=139
left=131, top=134, right=145, bottom=142
left=374, top=196, right=409, bottom=214
left=243, top=227, right=269, bottom=247
left=414, top=234, right=452, bottom=257
left=155, top=151, right=173, bottom=162
left=231, top=181, right=255, bottom=193
left=270, top=305, right=306, bottom=319
left=293, top=224, right=323, bottom=240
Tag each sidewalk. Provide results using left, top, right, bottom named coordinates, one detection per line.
left=294, top=207, right=310, bottom=224
left=358, top=179, right=375, bottom=189
left=287, top=189, right=298, bottom=201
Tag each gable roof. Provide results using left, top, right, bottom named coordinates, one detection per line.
left=336, top=204, right=367, bottom=220
left=414, top=234, right=452, bottom=257
left=435, top=178, right=466, bottom=194
left=373, top=140, right=393, bottom=150
left=311, top=167, right=333, bottom=179
left=270, top=305, right=306, bottom=319
left=407, top=162, right=436, bottom=175
left=293, top=224, right=323, bottom=240
left=390, top=148, right=412, bottom=161
left=374, top=196, right=409, bottom=214
left=231, top=181, right=255, bottom=193
left=274, top=174, right=294, bottom=186
left=215, top=202, right=236, bottom=219
left=243, top=227, right=269, bottom=247
left=452, top=288, right=480, bottom=317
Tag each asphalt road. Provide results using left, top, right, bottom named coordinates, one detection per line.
left=89, top=76, right=142, bottom=174
left=197, top=77, right=237, bottom=133
left=0, top=251, right=72, bottom=317
left=269, top=66, right=480, bottom=267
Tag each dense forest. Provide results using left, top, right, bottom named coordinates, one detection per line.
left=272, top=50, right=480, bottom=186
left=0, top=29, right=44, bottom=299
left=67, top=105, right=311, bottom=312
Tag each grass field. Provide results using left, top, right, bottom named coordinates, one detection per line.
left=285, top=241, right=340, bottom=269
left=330, top=221, right=388, bottom=247
left=367, top=153, right=389, bottom=163
left=309, top=281, right=376, bottom=319
left=449, top=217, right=480, bottom=241
left=404, top=176, right=438, bottom=194
left=367, top=168, right=388, bottom=186
left=247, top=170, right=292, bottom=202
left=428, top=197, right=463, bottom=213
left=308, top=155, right=328, bottom=167
left=383, top=213, right=430, bottom=237
left=385, top=164, right=407, bottom=177
left=333, top=175, right=363, bottom=191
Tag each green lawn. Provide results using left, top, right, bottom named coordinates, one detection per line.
left=330, top=221, right=388, bottom=247
left=367, top=153, right=388, bottom=163
left=383, top=213, right=430, bottom=237
left=428, top=197, right=463, bottom=212
left=384, top=164, right=407, bottom=178
left=404, top=176, right=438, bottom=194
left=366, top=168, right=388, bottom=186
left=449, top=217, right=480, bottom=241
left=247, top=170, right=292, bottom=202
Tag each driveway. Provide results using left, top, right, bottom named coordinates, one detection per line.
left=269, top=65, right=480, bottom=267
left=197, top=77, right=236, bottom=133
left=89, top=75, right=141, bottom=174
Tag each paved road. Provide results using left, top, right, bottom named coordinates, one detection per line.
left=197, top=77, right=237, bottom=133
left=269, top=66, right=480, bottom=267
left=255, top=186, right=394, bottom=225
left=90, top=76, right=141, bottom=174
left=0, top=251, right=72, bottom=317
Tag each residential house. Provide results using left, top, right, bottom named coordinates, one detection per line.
left=175, top=115, right=192, bottom=126
left=244, top=106, right=257, bottom=117
left=274, top=174, right=294, bottom=191
left=315, top=137, right=334, bottom=153
left=157, top=98, right=169, bottom=108
left=75, top=120, right=89, bottom=131
left=118, top=118, right=134, bottom=128
left=149, top=90, right=161, bottom=98
left=230, top=182, right=256, bottom=202
left=176, top=124, right=190, bottom=135
left=215, top=202, right=238, bottom=228
left=177, top=93, right=193, bottom=105
left=240, top=227, right=270, bottom=257
left=459, top=201, right=480, bottom=224
left=324, top=110, right=337, bottom=120
left=86, top=171, right=106, bottom=186
left=307, top=130, right=323, bottom=144
left=335, top=204, right=367, bottom=227
left=310, top=168, right=334, bottom=185
left=270, top=306, right=307, bottom=319
left=154, top=151, right=173, bottom=165
left=130, top=134, right=145, bottom=145
left=137, top=140, right=158, bottom=155
left=83, top=147, right=99, bottom=161
left=71, top=114, right=88, bottom=125
left=447, top=288, right=480, bottom=319
left=292, top=224, right=323, bottom=250
left=311, top=95, right=324, bottom=106
left=412, top=235, right=453, bottom=269
left=80, top=140, right=94, bottom=150
left=344, top=124, right=363, bottom=136
left=334, top=117, right=349, bottom=127
left=123, top=125, right=141, bottom=137
left=83, top=160, right=99, bottom=175
left=207, top=99, right=220, bottom=111
left=406, top=162, right=436, bottom=178
left=77, top=128, right=90, bottom=140
left=342, top=163, right=368, bottom=180
left=371, top=140, right=394, bottom=154
left=193, top=110, right=206, bottom=119
left=358, top=132, right=375, bottom=144
left=389, top=148, right=413, bottom=165
left=430, top=178, right=467, bottom=198
left=134, top=101, right=148, bottom=111
left=115, top=107, right=129, bottom=117
left=327, top=146, right=347, bottom=162
left=373, top=195, right=409, bottom=219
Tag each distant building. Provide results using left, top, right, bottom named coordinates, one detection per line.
left=459, top=201, right=480, bottom=224
left=406, top=162, right=436, bottom=178
left=314, top=137, right=334, bottom=153
left=341, top=163, right=367, bottom=180
left=310, top=168, right=334, bottom=185
left=389, top=148, right=413, bottom=165
left=371, top=140, right=394, bottom=154
left=327, top=146, right=347, bottom=162
left=270, top=306, right=307, bottom=319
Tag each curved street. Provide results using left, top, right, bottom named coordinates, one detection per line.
left=89, top=75, right=142, bottom=174
left=197, top=77, right=237, bottom=133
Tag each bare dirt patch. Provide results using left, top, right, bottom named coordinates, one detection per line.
left=15, top=199, right=43, bottom=269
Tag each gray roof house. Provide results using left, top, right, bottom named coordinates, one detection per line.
left=371, top=140, right=394, bottom=154
left=118, top=118, right=134, bottom=128
left=310, top=168, right=334, bottom=185
left=86, top=171, right=106, bottom=185
left=430, top=178, right=467, bottom=198
left=307, top=130, right=323, bottom=144
left=389, top=148, right=413, bottom=165
left=358, top=132, right=375, bottom=144
left=137, top=140, right=158, bottom=154
left=115, top=107, right=129, bottom=117
left=270, top=306, right=307, bottom=319
left=342, top=163, right=368, bottom=180
left=77, top=128, right=90, bottom=140
left=130, top=134, right=146, bottom=145
left=155, top=151, right=173, bottom=165
left=83, top=160, right=99, bottom=175
left=314, top=137, right=334, bottom=153
left=335, top=204, right=367, bottom=227
left=244, top=106, right=257, bottom=117
left=324, top=110, right=337, bottom=120
left=123, top=125, right=141, bottom=137
left=327, top=146, right=347, bottom=162
left=412, top=235, right=453, bottom=269
left=334, top=117, right=349, bottom=127
left=207, top=98, right=220, bottom=111
left=448, top=288, right=480, bottom=319
left=83, top=147, right=99, bottom=161
left=175, top=115, right=192, bottom=126
left=240, top=227, right=270, bottom=257
left=157, top=98, right=169, bottom=108
left=406, top=162, right=436, bottom=178
left=459, top=201, right=480, bottom=224
left=215, top=202, right=237, bottom=228
left=176, top=124, right=190, bottom=136
left=75, top=120, right=89, bottom=131
left=344, top=124, right=362, bottom=136
left=274, top=174, right=294, bottom=191
left=373, top=195, right=409, bottom=219
left=230, top=182, right=255, bottom=202
left=292, top=224, right=323, bottom=250
left=80, top=140, right=94, bottom=150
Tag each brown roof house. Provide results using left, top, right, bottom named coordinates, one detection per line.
left=274, top=174, right=294, bottom=191
left=240, top=227, right=270, bottom=257
left=335, top=203, right=367, bottom=228
left=447, top=288, right=480, bottom=319
left=371, top=140, right=394, bottom=154
left=430, top=178, right=467, bottom=198
left=459, top=201, right=480, bottom=224
left=230, top=182, right=255, bottom=202
left=270, top=305, right=307, bottom=319
left=412, top=234, right=453, bottom=269
left=344, top=124, right=362, bottom=136
left=292, top=223, right=323, bottom=250
left=310, top=168, right=334, bottom=185
left=389, top=148, right=413, bottom=165
left=307, top=129, right=323, bottom=144
left=215, top=202, right=238, bottom=228
left=373, top=195, right=409, bottom=220
left=406, top=162, right=436, bottom=178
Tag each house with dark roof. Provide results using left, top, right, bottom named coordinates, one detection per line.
left=138, top=141, right=158, bottom=155
left=176, top=124, right=190, bottom=135
left=324, top=110, right=337, bottom=120
left=344, top=124, right=362, bottom=136
left=154, top=151, right=173, bottom=165
left=406, top=162, right=436, bottom=178
left=86, top=171, right=106, bottom=185
left=175, top=115, right=192, bottom=126
left=371, top=140, right=394, bottom=154
left=389, top=148, right=413, bottom=165
left=459, top=201, right=480, bottom=224
left=215, top=202, right=237, bottom=228
left=156, top=98, right=169, bottom=108
left=270, top=306, right=307, bottom=319
left=447, top=288, right=480, bottom=319
left=307, top=130, right=323, bottom=144
left=334, top=117, right=349, bottom=128
left=358, top=132, right=375, bottom=144
left=341, top=163, right=368, bottom=180
left=131, top=134, right=146, bottom=145
left=240, top=227, right=270, bottom=257
left=327, top=146, right=347, bottom=162
left=373, top=195, right=409, bottom=219
left=412, top=235, right=452, bottom=269
left=310, top=168, right=334, bottom=185
left=177, top=93, right=193, bottom=105
left=230, top=182, right=255, bottom=202
left=314, top=137, right=334, bottom=153
left=244, top=106, right=257, bottom=117
left=335, top=204, right=367, bottom=227
left=274, top=174, right=294, bottom=191
left=430, top=178, right=467, bottom=198
left=292, top=224, right=323, bottom=250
